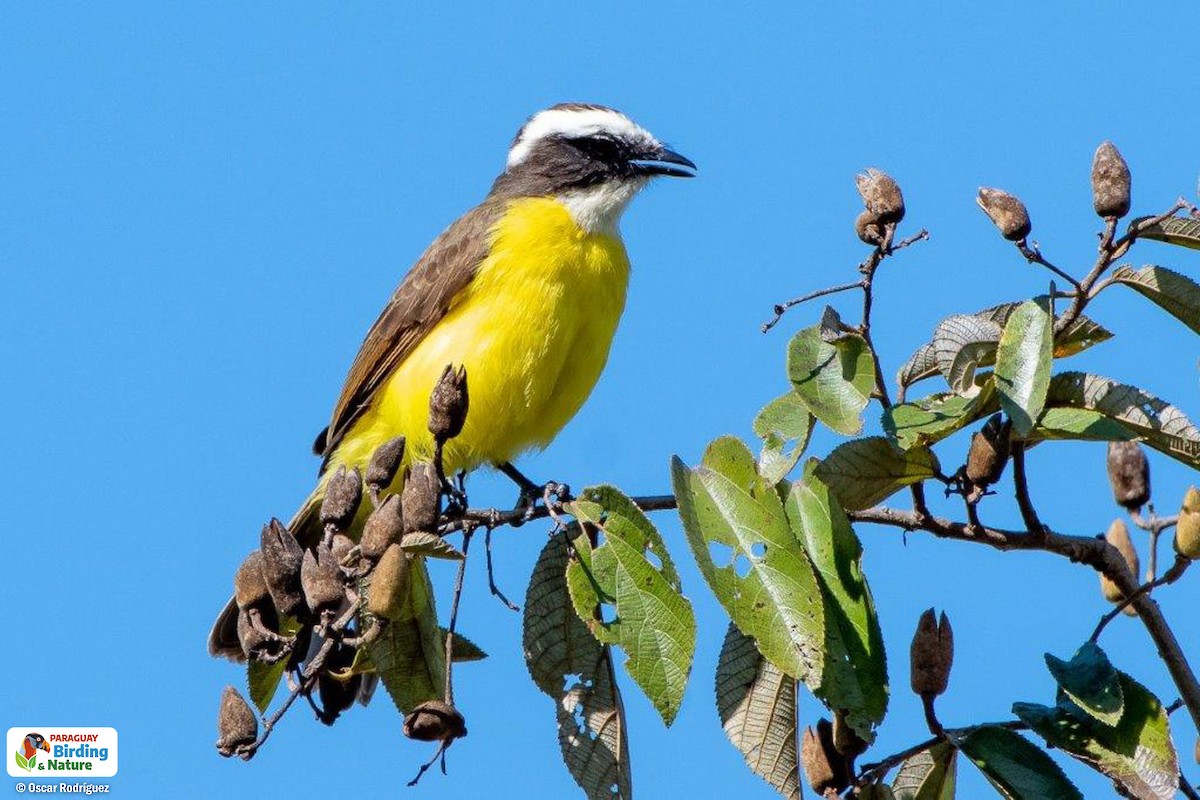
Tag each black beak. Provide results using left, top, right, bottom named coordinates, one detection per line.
left=631, top=146, right=697, bottom=178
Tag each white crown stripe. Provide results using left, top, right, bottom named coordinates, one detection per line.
left=506, top=108, right=655, bottom=169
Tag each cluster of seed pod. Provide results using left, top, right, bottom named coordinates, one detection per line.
left=216, top=364, right=471, bottom=759
left=976, top=140, right=1132, bottom=242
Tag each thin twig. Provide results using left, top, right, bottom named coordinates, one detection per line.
left=1016, top=239, right=1081, bottom=289
left=484, top=526, right=519, bottom=611
left=1010, top=443, right=1045, bottom=539
left=442, top=493, right=678, bottom=534
left=443, top=529, right=474, bottom=706
left=1090, top=555, right=1191, bottom=642
left=854, top=719, right=1026, bottom=787
left=761, top=280, right=864, bottom=333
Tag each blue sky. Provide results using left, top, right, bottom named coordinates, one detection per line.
left=4, top=3, right=1199, bottom=798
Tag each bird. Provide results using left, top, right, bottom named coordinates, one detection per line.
left=22, top=733, right=49, bottom=760
left=209, top=103, right=695, bottom=659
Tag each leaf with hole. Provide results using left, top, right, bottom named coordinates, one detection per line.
left=814, top=437, right=939, bottom=512
left=786, top=308, right=876, bottom=435
left=715, top=623, right=799, bottom=800
left=1044, top=642, right=1122, bottom=726
left=672, top=436, right=825, bottom=688
left=786, top=463, right=888, bottom=740
left=953, top=725, right=1082, bottom=800
left=1014, top=671, right=1178, bottom=800
left=753, top=392, right=815, bottom=482
left=565, top=485, right=696, bottom=726
left=1112, top=264, right=1200, bottom=335
left=995, top=297, right=1053, bottom=436
left=524, top=529, right=631, bottom=800
left=1046, top=372, right=1200, bottom=470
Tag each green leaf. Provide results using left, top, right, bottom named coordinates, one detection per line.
left=246, top=615, right=302, bottom=713
left=953, top=725, right=1082, bottom=799
left=368, top=557, right=446, bottom=714
left=786, top=463, right=888, bottom=740
left=753, top=392, right=815, bottom=482
left=399, top=531, right=464, bottom=560
left=715, top=623, right=800, bottom=800
left=995, top=297, right=1053, bottom=436
left=672, top=436, right=825, bottom=688
left=933, top=313, right=1002, bottom=394
left=524, top=528, right=631, bottom=800
left=814, top=437, right=939, bottom=511
left=15, top=750, right=29, bottom=771
left=1044, top=642, right=1123, bottom=726
left=786, top=308, right=876, bottom=435
left=443, top=628, right=488, bottom=662
left=1015, top=671, right=1179, bottom=799
left=1031, top=408, right=1136, bottom=443
left=883, top=384, right=999, bottom=450
left=1046, top=372, right=1200, bottom=469
left=565, top=485, right=696, bottom=726
left=1112, top=264, right=1200, bottom=335
left=892, top=741, right=957, bottom=800
left=1132, top=215, right=1200, bottom=250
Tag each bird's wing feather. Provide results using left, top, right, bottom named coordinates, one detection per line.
left=315, top=199, right=503, bottom=467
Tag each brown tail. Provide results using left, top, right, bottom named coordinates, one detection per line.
left=207, top=495, right=324, bottom=661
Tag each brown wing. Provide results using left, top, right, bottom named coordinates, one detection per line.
left=313, top=200, right=503, bottom=468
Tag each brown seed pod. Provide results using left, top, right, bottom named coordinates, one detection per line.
left=910, top=608, right=953, bottom=698
left=321, top=465, right=362, bottom=531
left=832, top=709, right=868, bottom=759
left=855, top=210, right=885, bottom=246
left=301, top=542, right=345, bottom=613
left=259, top=518, right=307, bottom=618
left=316, top=644, right=361, bottom=726
left=1175, top=487, right=1200, bottom=559
left=1106, top=440, right=1150, bottom=510
left=428, top=364, right=469, bottom=442
left=1099, top=518, right=1139, bottom=614
left=366, top=544, right=411, bottom=620
left=855, top=168, right=905, bottom=224
left=800, top=718, right=849, bottom=795
left=403, top=699, right=467, bottom=742
left=365, top=436, right=406, bottom=492
left=402, top=463, right=441, bottom=534
left=1091, top=141, right=1132, bottom=219
left=976, top=188, right=1032, bottom=241
left=235, top=608, right=270, bottom=658
left=233, top=551, right=270, bottom=610
left=216, top=685, right=258, bottom=758
left=361, top=494, right=404, bottom=562
left=330, top=532, right=355, bottom=567
left=965, top=414, right=1011, bottom=487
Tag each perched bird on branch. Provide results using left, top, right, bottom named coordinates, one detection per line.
left=209, top=103, right=695, bottom=659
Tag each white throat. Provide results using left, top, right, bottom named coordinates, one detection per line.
left=557, top=179, right=646, bottom=235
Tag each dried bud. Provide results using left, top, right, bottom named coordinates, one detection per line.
left=1099, top=518, right=1139, bottom=614
left=855, top=168, right=905, bottom=224
left=330, top=532, right=355, bottom=567
left=1106, top=440, right=1150, bottom=510
left=259, top=518, right=307, bottom=618
left=236, top=608, right=270, bottom=658
left=855, top=210, right=885, bottom=246
left=321, top=465, right=362, bottom=531
left=301, top=542, right=345, bottom=613
left=1092, top=141, right=1132, bottom=219
left=800, top=718, right=849, bottom=795
left=976, top=188, right=1032, bottom=241
left=402, top=463, right=441, bottom=534
left=910, top=608, right=953, bottom=698
left=428, top=364, right=469, bottom=441
left=403, top=699, right=467, bottom=742
left=366, top=544, right=411, bottom=620
left=832, top=709, right=868, bottom=759
left=965, top=414, right=1011, bottom=487
left=316, top=644, right=361, bottom=726
left=233, top=551, right=270, bottom=610
left=365, top=436, right=406, bottom=492
left=361, top=494, right=404, bottom=562
left=216, top=686, right=258, bottom=758
left=1175, top=487, right=1200, bottom=559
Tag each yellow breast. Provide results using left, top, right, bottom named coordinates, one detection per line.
left=331, top=196, right=631, bottom=477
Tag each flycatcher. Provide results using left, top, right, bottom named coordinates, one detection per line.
left=210, top=103, right=695, bottom=658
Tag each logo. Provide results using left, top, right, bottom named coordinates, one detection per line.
left=6, top=728, right=118, bottom=777
left=13, top=733, right=48, bottom=772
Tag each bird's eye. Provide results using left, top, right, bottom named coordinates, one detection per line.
left=573, top=134, right=622, bottom=162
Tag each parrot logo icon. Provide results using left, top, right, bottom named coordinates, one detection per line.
left=14, top=732, right=49, bottom=772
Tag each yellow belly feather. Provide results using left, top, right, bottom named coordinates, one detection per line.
left=327, top=196, right=630, bottom=481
